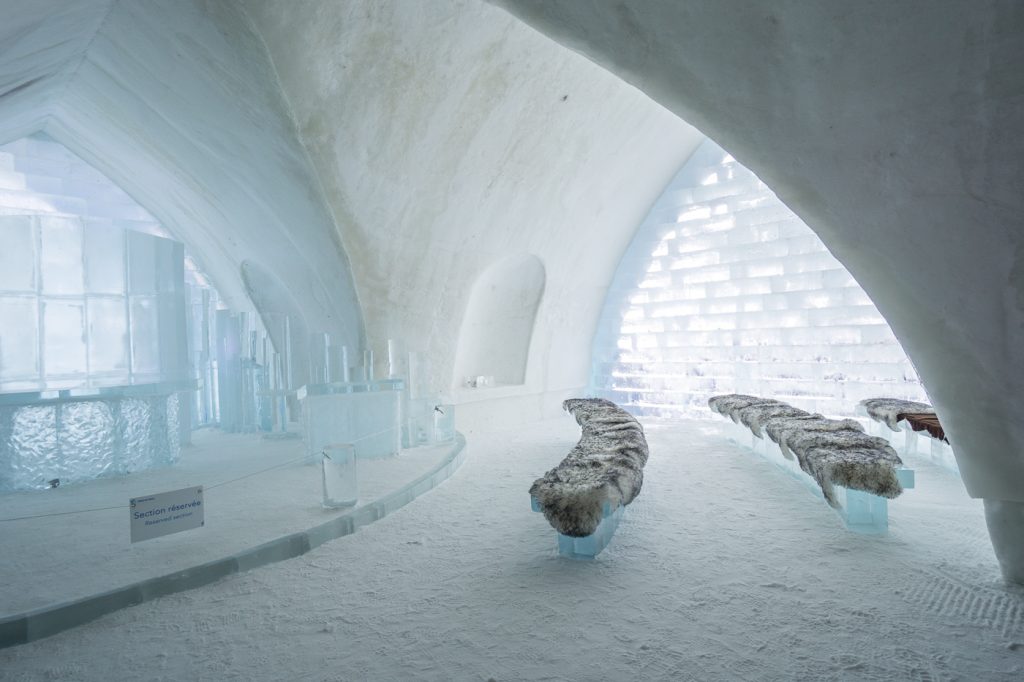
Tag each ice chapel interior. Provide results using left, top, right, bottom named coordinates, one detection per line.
left=1, top=0, right=1023, bottom=679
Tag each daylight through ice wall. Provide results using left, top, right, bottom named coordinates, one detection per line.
left=591, top=139, right=929, bottom=418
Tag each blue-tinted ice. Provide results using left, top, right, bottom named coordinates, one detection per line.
left=531, top=495, right=625, bottom=559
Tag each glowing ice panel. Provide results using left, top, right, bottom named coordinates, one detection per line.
left=84, top=225, right=126, bottom=294
left=0, top=215, right=36, bottom=292
left=0, top=295, right=39, bottom=381
left=87, top=296, right=128, bottom=373
left=42, top=299, right=86, bottom=376
left=39, top=217, right=84, bottom=295
left=130, top=296, right=160, bottom=375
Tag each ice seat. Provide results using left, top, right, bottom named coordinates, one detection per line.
left=531, top=496, right=625, bottom=559
left=717, top=416, right=914, bottom=534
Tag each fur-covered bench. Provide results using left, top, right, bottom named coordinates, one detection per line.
left=530, top=398, right=648, bottom=558
left=710, top=394, right=913, bottom=533
left=857, top=398, right=958, bottom=473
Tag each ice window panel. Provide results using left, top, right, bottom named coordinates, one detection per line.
left=130, top=296, right=160, bottom=375
left=43, top=299, right=87, bottom=377
left=84, top=225, right=126, bottom=294
left=39, top=217, right=84, bottom=295
left=128, top=231, right=158, bottom=294
left=0, top=215, right=37, bottom=292
left=0, top=295, right=39, bottom=381
left=87, top=297, right=128, bottom=373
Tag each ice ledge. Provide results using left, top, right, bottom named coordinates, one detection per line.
left=0, top=433, right=467, bottom=650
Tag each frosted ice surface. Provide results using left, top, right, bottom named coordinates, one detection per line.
left=532, top=496, right=625, bottom=559
left=322, top=444, right=358, bottom=508
left=84, top=225, right=126, bottom=294
left=0, top=296, right=39, bottom=381
left=43, top=300, right=87, bottom=376
left=0, top=215, right=36, bottom=291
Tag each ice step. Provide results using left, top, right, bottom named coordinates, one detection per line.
left=0, top=150, right=15, bottom=172
left=0, top=168, right=26, bottom=191
left=0, top=188, right=87, bottom=215
left=531, top=496, right=625, bottom=559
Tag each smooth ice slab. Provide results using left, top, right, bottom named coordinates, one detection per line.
left=532, top=496, right=625, bottom=559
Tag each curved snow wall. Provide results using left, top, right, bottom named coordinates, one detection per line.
left=592, top=139, right=929, bottom=418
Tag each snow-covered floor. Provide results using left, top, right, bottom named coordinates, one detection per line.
left=3, top=418, right=1023, bottom=680
left=0, top=429, right=455, bottom=617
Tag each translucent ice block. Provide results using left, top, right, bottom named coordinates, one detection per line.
left=433, top=404, right=455, bottom=443
left=42, top=299, right=86, bottom=376
left=0, top=295, right=39, bottom=382
left=0, top=215, right=36, bottom=292
left=322, top=443, right=358, bottom=508
left=87, top=296, right=129, bottom=373
left=39, top=216, right=83, bottom=295
left=532, top=496, right=626, bottom=559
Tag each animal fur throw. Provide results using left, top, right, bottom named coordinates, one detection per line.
left=708, top=394, right=784, bottom=423
left=763, top=415, right=864, bottom=459
left=858, top=398, right=934, bottom=432
left=736, top=403, right=810, bottom=439
left=529, top=398, right=649, bottom=537
left=784, top=428, right=903, bottom=506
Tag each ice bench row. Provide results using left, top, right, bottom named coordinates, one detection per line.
left=709, top=393, right=914, bottom=533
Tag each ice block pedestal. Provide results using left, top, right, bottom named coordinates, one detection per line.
left=0, top=381, right=193, bottom=491
left=299, top=379, right=403, bottom=461
left=531, top=495, right=625, bottom=559
left=321, top=443, right=358, bottom=508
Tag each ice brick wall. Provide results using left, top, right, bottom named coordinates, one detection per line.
left=0, top=213, right=188, bottom=391
left=591, top=139, right=929, bottom=418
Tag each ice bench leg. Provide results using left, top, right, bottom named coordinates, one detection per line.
left=531, top=496, right=625, bottom=559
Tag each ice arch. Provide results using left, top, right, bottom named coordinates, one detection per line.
left=491, top=0, right=1024, bottom=582
left=592, top=138, right=929, bottom=418
left=453, top=254, right=546, bottom=388
left=0, top=0, right=364, bottom=357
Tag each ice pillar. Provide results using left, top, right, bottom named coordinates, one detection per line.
left=984, top=499, right=1024, bottom=585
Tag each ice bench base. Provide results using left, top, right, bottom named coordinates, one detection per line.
left=720, top=419, right=914, bottom=535
left=531, top=496, right=625, bottom=559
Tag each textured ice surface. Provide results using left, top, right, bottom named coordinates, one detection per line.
left=301, top=383, right=402, bottom=460
left=530, top=398, right=648, bottom=537
left=859, top=397, right=934, bottom=432
left=712, top=393, right=907, bottom=530
left=322, top=444, right=358, bottom=508
left=592, top=139, right=929, bottom=417
left=532, top=495, right=625, bottom=559
left=0, top=392, right=180, bottom=491
left=0, top=214, right=187, bottom=391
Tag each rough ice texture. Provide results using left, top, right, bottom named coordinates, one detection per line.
left=529, top=398, right=649, bottom=537
left=736, top=403, right=809, bottom=439
left=785, top=429, right=903, bottom=507
left=710, top=393, right=904, bottom=507
left=707, top=394, right=782, bottom=423
left=859, top=398, right=934, bottom=432
left=764, top=415, right=865, bottom=459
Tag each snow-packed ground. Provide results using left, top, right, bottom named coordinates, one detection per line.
left=0, top=429, right=455, bottom=617
left=2, top=418, right=1023, bottom=680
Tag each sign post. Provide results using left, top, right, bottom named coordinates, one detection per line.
left=130, top=486, right=204, bottom=543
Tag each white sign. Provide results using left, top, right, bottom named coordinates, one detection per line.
left=130, top=486, right=204, bottom=543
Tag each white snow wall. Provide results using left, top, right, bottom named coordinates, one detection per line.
left=592, top=139, right=929, bottom=418
left=241, top=0, right=703, bottom=423
left=492, top=0, right=1024, bottom=505
left=0, top=0, right=364, bottom=355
